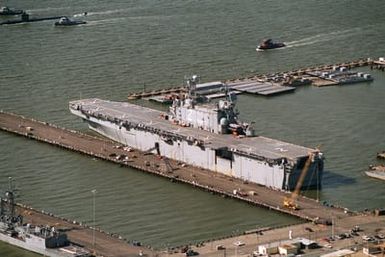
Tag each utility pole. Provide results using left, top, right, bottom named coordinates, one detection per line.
left=91, top=189, right=97, bottom=247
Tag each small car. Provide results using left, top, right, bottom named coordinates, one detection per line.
left=233, top=241, right=245, bottom=247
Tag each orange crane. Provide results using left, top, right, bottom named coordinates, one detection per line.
left=283, top=148, right=320, bottom=210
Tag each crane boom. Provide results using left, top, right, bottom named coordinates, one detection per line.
left=284, top=149, right=319, bottom=210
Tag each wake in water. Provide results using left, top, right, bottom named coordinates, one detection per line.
left=285, top=27, right=363, bottom=48
left=73, top=12, right=88, bottom=18
left=26, top=6, right=70, bottom=14
left=74, top=9, right=130, bottom=17
left=86, top=17, right=127, bottom=26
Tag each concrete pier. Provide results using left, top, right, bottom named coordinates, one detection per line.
left=165, top=214, right=385, bottom=257
left=1, top=111, right=385, bottom=256
left=15, top=204, right=155, bottom=257
left=0, top=111, right=351, bottom=221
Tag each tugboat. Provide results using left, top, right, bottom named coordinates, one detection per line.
left=256, top=38, right=286, bottom=51
left=0, top=6, right=23, bottom=15
left=54, top=16, right=86, bottom=26
left=365, top=165, right=385, bottom=182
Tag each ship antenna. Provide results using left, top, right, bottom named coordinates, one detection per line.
left=6, top=177, right=16, bottom=219
left=186, top=75, right=200, bottom=99
left=223, top=84, right=230, bottom=101
left=8, top=177, right=13, bottom=192
left=223, top=83, right=237, bottom=105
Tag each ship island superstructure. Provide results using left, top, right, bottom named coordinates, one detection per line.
left=69, top=76, right=323, bottom=191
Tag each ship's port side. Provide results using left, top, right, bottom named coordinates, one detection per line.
left=69, top=99, right=323, bottom=191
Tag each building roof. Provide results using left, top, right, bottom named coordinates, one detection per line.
left=298, top=237, right=317, bottom=246
left=320, top=249, right=355, bottom=257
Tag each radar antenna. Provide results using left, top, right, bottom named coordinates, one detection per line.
left=220, top=83, right=237, bottom=104
left=0, top=177, right=20, bottom=227
left=186, top=75, right=200, bottom=99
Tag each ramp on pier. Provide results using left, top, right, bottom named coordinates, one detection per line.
left=228, top=80, right=296, bottom=95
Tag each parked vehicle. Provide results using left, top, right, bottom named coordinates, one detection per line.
left=233, top=241, right=245, bottom=247
left=186, top=249, right=199, bottom=256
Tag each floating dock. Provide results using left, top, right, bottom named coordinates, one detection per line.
left=372, top=57, right=385, bottom=71
left=127, top=57, right=380, bottom=101
left=0, top=12, right=62, bottom=25
left=306, top=66, right=373, bottom=87
left=127, top=86, right=185, bottom=100
left=227, top=80, right=296, bottom=95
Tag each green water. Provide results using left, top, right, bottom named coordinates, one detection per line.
left=1, top=0, right=385, bottom=254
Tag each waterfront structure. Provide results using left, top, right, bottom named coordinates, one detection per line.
left=70, top=76, right=323, bottom=191
left=0, top=179, right=90, bottom=257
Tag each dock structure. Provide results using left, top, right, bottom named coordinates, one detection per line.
left=127, top=57, right=378, bottom=101
left=127, top=86, right=186, bottom=100
left=227, top=80, right=296, bottom=95
left=371, top=57, right=385, bottom=71
left=0, top=111, right=350, bottom=221
left=0, top=12, right=62, bottom=25
left=1, top=111, right=385, bottom=256
left=14, top=204, right=154, bottom=257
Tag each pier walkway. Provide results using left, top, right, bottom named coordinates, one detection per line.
left=1, top=111, right=384, bottom=256
left=165, top=214, right=385, bottom=257
left=15, top=204, right=154, bottom=257
left=0, top=111, right=349, bottom=221
left=227, top=80, right=296, bottom=95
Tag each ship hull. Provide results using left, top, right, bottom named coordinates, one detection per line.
left=70, top=107, right=323, bottom=191
left=365, top=171, right=385, bottom=181
left=0, top=232, right=68, bottom=257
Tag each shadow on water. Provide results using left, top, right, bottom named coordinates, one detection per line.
left=321, top=169, right=356, bottom=189
left=302, top=169, right=356, bottom=202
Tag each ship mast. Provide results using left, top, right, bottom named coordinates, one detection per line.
left=6, top=177, right=16, bottom=219
left=0, top=177, right=18, bottom=228
left=186, top=75, right=200, bottom=100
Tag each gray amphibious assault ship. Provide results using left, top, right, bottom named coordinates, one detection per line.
left=70, top=76, right=323, bottom=191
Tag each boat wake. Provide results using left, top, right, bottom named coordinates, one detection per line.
left=285, top=28, right=362, bottom=48
left=74, top=9, right=128, bottom=17
left=26, top=6, right=71, bottom=14
left=86, top=17, right=126, bottom=26
left=73, top=13, right=88, bottom=18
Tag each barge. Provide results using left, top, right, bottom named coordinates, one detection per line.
left=70, top=76, right=324, bottom=191
left=0, top=6, right=23, bottom=15
left=0, top=12, right=62, bottom=25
